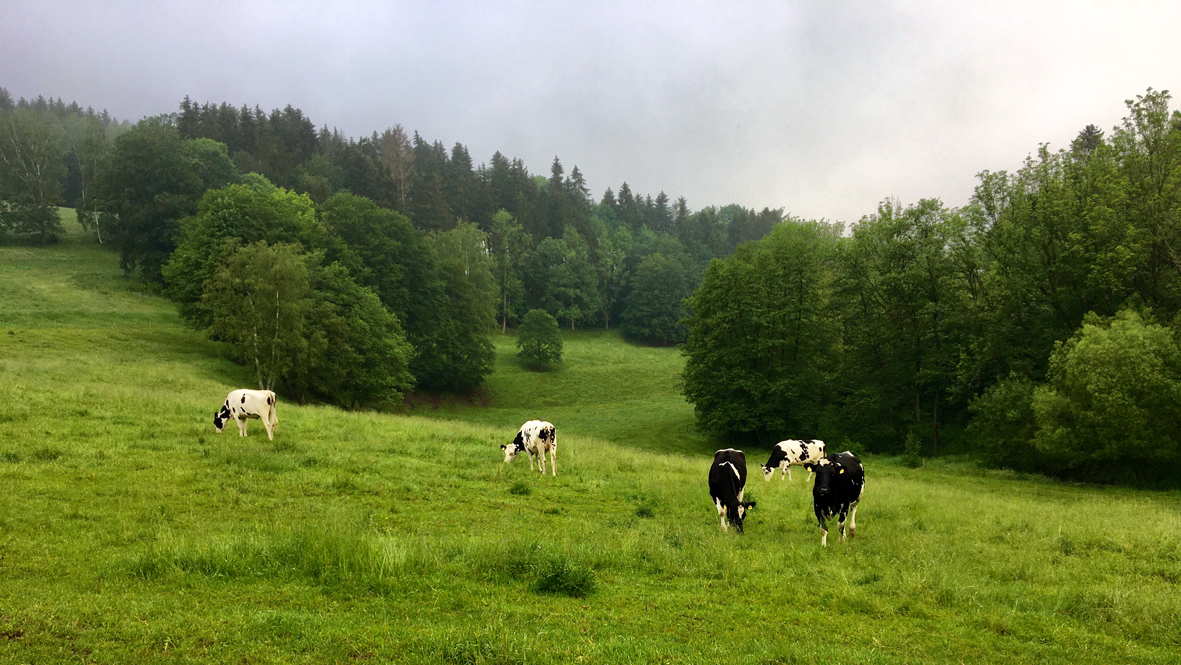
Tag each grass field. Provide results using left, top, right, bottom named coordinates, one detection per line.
left=1, top=216, right=1180, bottom=663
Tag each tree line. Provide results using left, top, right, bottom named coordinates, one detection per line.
left=1, top=87, right=782, bottom=404
left=683, top=89, right=1181, bottom=485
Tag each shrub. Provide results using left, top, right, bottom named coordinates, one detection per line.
left=967, top=374, right=1039, bottom=471
left=516, top=309, right=563, bottom=371
left=902, top=432, right=922, bottom=468
left=1032, top=310, right=1181, bottom=482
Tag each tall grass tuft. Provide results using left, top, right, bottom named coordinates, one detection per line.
left=532, top=555, right=596, bottom=598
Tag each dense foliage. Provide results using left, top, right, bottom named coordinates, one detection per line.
left=517, top=309, right=563, bottom=370
left=682, top=89, right=1181, bottom=482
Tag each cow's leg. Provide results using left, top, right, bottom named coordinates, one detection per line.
left=263, top=411, right=275, bottom=441
left=237, top=417, right=248, bottom=437
left=848, top=501, right=859, bottom=538
left=715, top=498, right=728, bottom=530
left=549, top=447, right=556, bottom=476
left=816, top=507, right=828, bottom=546
left=785, top=465, right=792, bottom=481
left=838, top=506, right=850, bottom=542
left=537, top=448, right=546, bottom=474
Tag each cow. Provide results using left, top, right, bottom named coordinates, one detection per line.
left=213, top=389, right=279, bottom=441
left=806, top=451, right=865, bottom=546
left=501, top=420, right=557, bottom=476
left=761, top=438, right=826, bottom=482
left=708, top=448, right=756, bottom=533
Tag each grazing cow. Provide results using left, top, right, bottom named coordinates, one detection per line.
left=761, top=438, right=826, bottom=482
left=501, top=420, right=557, bottom=476
left=213, top=389, right=278, bottom=441
left=806, top=451, right=865, bottom=546
left=708, top=448, right=756, bottom=533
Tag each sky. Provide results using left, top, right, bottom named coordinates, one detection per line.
left=3, top=1, right=1181, bottom=224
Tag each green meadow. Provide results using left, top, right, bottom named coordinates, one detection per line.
left=1, top=217, right=1180, bottom=664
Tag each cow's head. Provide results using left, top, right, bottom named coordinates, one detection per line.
left=501, top=432, right=525, bottom=463
left=213, top=405, right=231, bottom=434
left=729, top=501, right=757, bottom=533
left=811, top=459, right=844, bottom=498
left=761, top=465, right=776, bottom=481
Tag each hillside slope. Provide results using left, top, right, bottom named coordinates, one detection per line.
left=1, top=221, right=1180, bottom=663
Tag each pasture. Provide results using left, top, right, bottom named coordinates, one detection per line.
left=1, top=218, right=1180, bottom=663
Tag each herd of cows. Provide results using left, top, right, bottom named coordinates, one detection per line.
left=212, top=390, right=865, bottom=546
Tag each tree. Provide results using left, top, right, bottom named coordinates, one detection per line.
left=526, top=230, right=601, bottom=330
left=163, top=183, right=323, bottom=328
left=489, top=209, right=531, bottom=331
left=620, top=252, right=691, bottom=345
left=517, top=309, right=563, bottom=370
left=591, top=219, right=630, bottom=329
left=1031, top=310, right=1181, bottom=482
left=204, top=241, right=312, bottom=391
left=93, top=119, right=237, bottom=280
left=290, top=262, right=415, bottom=408
left=73, top=116, right=110, bottom=243
left=377, top=125, right=414, bottom=211
left=0, top=109, right=66, bottom=243
left=428, top=222, right=497, bottom=391
left=682, top=221, right=839, bottom=442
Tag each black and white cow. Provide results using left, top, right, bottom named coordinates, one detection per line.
left=213, top=389, right=278, bottom=441
left=708, top=448, right=756, bottom=533
left=501, top=420, right=557, bottom=476
left=761, top=438, right=826, bottom=482
left=806, top=451, right=865, bottom=546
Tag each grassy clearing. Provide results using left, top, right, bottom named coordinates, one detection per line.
left=416, top=328, right=712, bottom=457
left=1, top=217, right=1180, bottom=663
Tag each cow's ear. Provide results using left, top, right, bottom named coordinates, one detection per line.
left=500, top=444, right=507, bottom=450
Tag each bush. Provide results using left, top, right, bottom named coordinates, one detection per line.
left=967, top=375, right=1039, bottom=471
left=1032, top=310, right=1181, bottom=482
left=516, top=309, right=563, bottom=371
left=902, top=432, right=922, bottom=468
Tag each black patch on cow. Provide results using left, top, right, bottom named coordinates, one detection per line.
left=763, top=445, right=789, bottom=473
left=812, top=452, right=865, bottom=538
left=241, top=394, right=247, bottom=404
left=267, top=395, right=274, bottom=405
left=709, top=449, right=752, bottom=533
left=214, top=406, right=232, bottom=430
left=513, top=431, right=524, bottom=451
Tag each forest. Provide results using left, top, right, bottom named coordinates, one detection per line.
left=3, top=86, right=1180, bottom=484
left=683, top=90, right=1181, bottom=484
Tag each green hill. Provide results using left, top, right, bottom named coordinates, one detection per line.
left=1, top=217, right=1180, bottom=663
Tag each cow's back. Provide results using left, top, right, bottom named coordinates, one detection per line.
left=710, top=449, right=747, bottom=495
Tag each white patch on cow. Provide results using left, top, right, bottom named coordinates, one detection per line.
left=509, top=420, right=557, bottom=476
left=719, top=461, right=740, bottom=480
left=215, top=389, right=278, bottom=440
left=820, top=528, right=828, bottom=547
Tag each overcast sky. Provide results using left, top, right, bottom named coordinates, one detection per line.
left=3, top=1, right=1180, bottom=223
